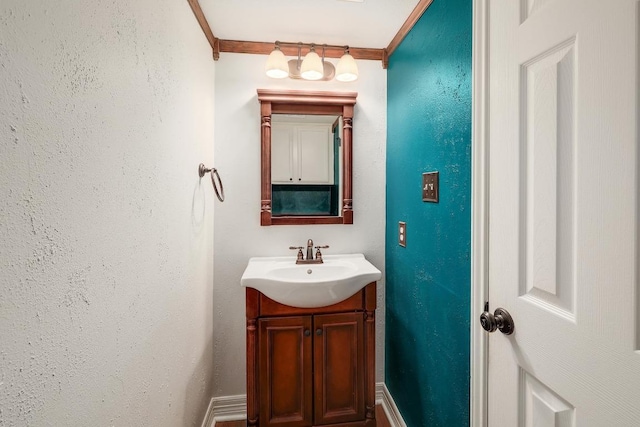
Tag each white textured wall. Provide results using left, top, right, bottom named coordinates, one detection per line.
left=0, top=1, right=215, bottom=425
left=213, top=53, right=386, bottom=396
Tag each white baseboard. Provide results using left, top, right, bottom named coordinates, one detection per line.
left=203, top=383, right=406, bottom=427
left=200, top=398, right=215, bottom=427
left=376, top=383, right=407, bottom=427
left=201, top=394, right=247, bottom=427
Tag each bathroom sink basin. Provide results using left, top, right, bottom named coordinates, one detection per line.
left=241, top=254, right=381, bottom=308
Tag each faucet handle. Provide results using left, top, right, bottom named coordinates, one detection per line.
left=314, top=245, right=329, bottom=261
left=289, top=246, right=304, bottom=261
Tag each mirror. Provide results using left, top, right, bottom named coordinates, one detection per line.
left=257, top=89, right=357, bottom=226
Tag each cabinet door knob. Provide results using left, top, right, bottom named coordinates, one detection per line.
left=316, top=329, right=322, bottom=336
left=289, top=178, right=293, bottom=181
left=304, top=329, right=310, bottom=337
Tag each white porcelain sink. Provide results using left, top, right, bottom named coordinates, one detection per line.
left=241, top=254, right=381, bottom=308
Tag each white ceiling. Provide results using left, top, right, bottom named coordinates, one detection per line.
left=199, top=0, right=421, bottom=48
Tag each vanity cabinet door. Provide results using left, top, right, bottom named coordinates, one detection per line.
left=259, top=316, right=313, bottom=427
left=313, top=313, right=365, bottom=425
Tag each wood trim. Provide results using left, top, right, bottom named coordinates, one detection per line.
left=219, top=40, right=385, bottom=63
left=382, top=49, right=389, bottom=69
left=342, top=111, right=354, bottom=224
left=272, top=104, right=344, bottom=116
left=258, top=286, right=370, bottom=317
left=270, top=216, right=344, bottom=225
left=260, top=102, right=272, bottom=226
left=386, top=0, right=435, bottom=58
left=258, top=90, right=357, bottom=227
left=185, top=0, right=218, bottom=59
left=258, top=89, right=358, bottom=106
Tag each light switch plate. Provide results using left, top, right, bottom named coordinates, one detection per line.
left=422, top=171, right=439, bottom=203
left=398, top=221, right=406, bottom=247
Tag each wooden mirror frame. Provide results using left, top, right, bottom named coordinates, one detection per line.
left=258, top=89, right=357, bottom=226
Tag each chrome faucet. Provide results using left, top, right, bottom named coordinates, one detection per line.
left=289, top=239, right=330, bottom=264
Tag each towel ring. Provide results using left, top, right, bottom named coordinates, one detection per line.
left=198, top=163, right=225, bottom=202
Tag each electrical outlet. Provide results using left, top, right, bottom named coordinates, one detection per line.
left=398, top=221, right=406, bottom=247
left=422, top=171, right=439, bottom=203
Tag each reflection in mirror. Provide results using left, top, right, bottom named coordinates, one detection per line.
left=271, top=114, right=342, bottom=217
left=257, top=89, right=357, bottom=226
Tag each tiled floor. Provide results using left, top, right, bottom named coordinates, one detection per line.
left=216, top=405, right=392, bottom=427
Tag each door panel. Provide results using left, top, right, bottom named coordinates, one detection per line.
left=520, top=38, right=576, bottom=318
left=521, top=370, right=575, bottom=427
left=488, top=0, right=640, bottom=425
left=313, top=313, right=365, bottom=425
left=259, top=316, right=313, bottom=427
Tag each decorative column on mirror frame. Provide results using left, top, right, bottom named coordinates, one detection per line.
left=260, top=101, right=272, bottom=226
left=342, top=108, right=354, bottom=224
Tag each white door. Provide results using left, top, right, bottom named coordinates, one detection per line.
left=487, top=0, right=640, bottom=425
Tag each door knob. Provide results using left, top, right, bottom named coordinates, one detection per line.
left=480, top=302, right=515, bottom=335
left=480, top=302, right=497, bottom=332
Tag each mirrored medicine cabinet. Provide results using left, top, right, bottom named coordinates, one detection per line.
left=257, top=89, right=357, bottom=226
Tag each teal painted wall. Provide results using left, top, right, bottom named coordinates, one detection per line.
left=385, top=0, right=472, bottom=425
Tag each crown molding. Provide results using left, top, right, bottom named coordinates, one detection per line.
left=186, top=0, right=434, bottom=68
left=218, top=39, right=385, bottom=63
left=385, top=0, right=435, bottom=61
left=186, top=0, right=219, bottom=59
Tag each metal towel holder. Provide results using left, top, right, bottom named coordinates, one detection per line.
left=198, top=163, right=225, bottom=202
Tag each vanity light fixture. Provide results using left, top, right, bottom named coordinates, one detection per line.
left=300, top=44, right=324, bottom=80
left=265, top=42, right=289, bottom=79
left=335, top=47, right=359, bottom=82
left=265, top=41, right=359, bottom=82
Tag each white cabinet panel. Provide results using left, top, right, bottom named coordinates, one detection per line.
left=272, top=123, right=334, bottom=185
left=271, top=125, right=295, bottom=183
left=298, top=126, right=333, bottom=184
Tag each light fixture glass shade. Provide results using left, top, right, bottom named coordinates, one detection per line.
left=265, top=48, right=289, bottom=79
left=300, top=51, right=324, bottom=80
left=336, top=53, right=358, bottom=82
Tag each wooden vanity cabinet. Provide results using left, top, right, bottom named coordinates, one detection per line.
left=246, top=283, right=376, bottom=427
